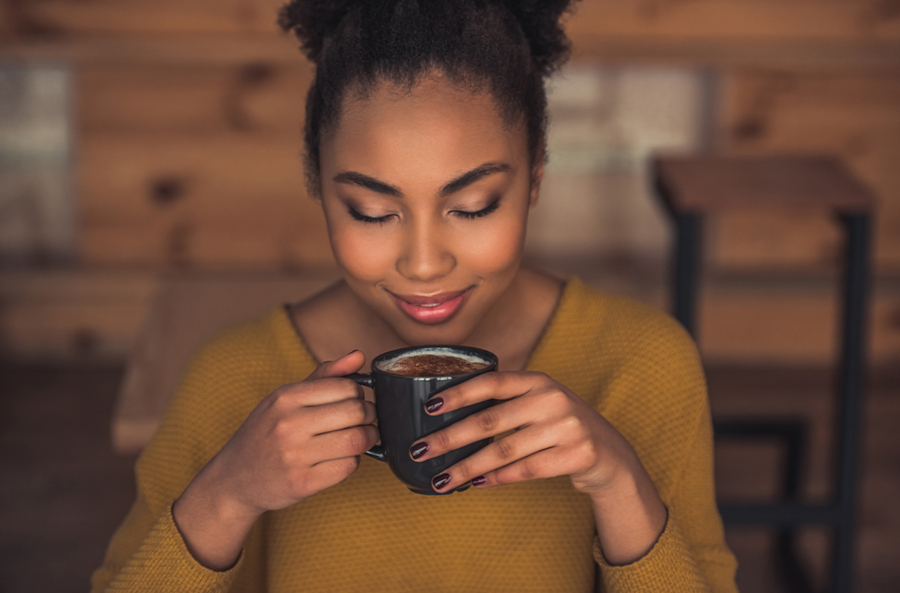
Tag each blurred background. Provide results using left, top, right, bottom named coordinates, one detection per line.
left=1, top=1, right=899, bottom=592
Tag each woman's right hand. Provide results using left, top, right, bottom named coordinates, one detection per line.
left=173, top=350, right=377, bottom=570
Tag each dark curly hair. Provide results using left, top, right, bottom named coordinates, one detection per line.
left=278, top=0, right=579, bottom=197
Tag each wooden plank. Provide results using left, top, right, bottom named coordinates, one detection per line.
left=78, top=132, right=333, bottom=268
left=698, top=282, right=900, bottom=366
left=17, top=0, right=286, bottom=34
left=0, top=33, right=306, bottom=66
left=16, top=0, right=900, bottom=41
left=717, top=71, right=900, bottom=272
left=77, top=62, right=313, bottom=135
left=0, top=270, right=155, bottom=361
left=567, top=0, right=900, bottom=44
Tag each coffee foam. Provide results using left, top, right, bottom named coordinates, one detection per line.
left=376, top=347, right=488, bottom=373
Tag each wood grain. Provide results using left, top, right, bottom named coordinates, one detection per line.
left=718, top=71, right=900, bottom=272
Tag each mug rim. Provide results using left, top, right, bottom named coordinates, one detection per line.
left=371, top=345, right=497, bottom=379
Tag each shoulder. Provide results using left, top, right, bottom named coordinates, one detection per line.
left=556, top=277, right=700, bottom=378
left=178, top=306, right=316, bottom=411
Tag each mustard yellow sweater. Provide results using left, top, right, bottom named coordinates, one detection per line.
left=92, top=277, right=738, bottom=592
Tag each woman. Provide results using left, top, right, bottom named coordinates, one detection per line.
left=92, top=1, right=737, bottom=591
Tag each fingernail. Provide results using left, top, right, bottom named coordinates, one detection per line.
left=472, top=476, right=486, bottom=487
left=410, top=441, right=429, bottom=460
left=425, top=397, right=444, bottom=414
left=432, top=473, right=451, bottom=490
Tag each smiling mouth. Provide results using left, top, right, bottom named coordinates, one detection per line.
left=389, top=288, right=473, bottom=325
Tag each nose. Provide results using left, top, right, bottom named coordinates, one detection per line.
left=396, top=216, right=456, bottom=282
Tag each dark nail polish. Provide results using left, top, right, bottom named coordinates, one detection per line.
left=425, top=397, right=444, bottom=414
left=410, top=441, right=429, bottom=460
left=472, top=476, right=486, bottom=487
left=432, top=473, right=451, bottom=490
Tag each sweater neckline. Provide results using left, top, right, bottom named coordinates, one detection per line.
left=273, top=276, right=588, bottom=372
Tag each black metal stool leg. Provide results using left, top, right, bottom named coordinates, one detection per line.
left=673, top=213, right=702, bottom=337
left=831, top=214, right=871, bottom=593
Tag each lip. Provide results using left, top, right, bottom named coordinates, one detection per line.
left=389, top=288, right=472, bottom=325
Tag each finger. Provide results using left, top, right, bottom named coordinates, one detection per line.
left=410, top=392, right=539, bottom=462
left=273, top=377, right=362, bottom=409
left=425, top=371, right=548, bottom=415
left=428, top=423, right=561, bottom=492
left=304, top=456, right=362, bottom=494
left=306, top=349, right=366, bottom=380
left=309, top=424, right=380, bottom=461
left=482, top=448, right=587, bottom=488
left=305, top=398, right=377, bottom=435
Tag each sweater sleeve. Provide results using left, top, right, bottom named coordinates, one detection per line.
left=90, top=321, right=276, bottom=593
left=592, top=410, right=738, bottom=592
left=586, top=299, right=738, bottom=592
left=91, top=496, right=243, bottom=593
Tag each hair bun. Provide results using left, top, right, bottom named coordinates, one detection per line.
left=281, top=0, right=579, bottom=71
left=278, top=0, right=361, bottom=63
left=500, top=0, right=579, bottom=76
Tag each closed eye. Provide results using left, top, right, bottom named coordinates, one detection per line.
left=348, top=207, right=395, bottom=225
left=452, top=199, right=500, bottom=220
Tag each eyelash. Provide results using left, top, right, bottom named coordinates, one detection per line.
left=347, top=199, right=500, bottom=225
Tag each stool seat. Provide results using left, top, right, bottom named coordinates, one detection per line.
left=654, top=155, right=876, bottom=215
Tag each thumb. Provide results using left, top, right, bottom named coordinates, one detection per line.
left=308, top=349, right=366, bottom=380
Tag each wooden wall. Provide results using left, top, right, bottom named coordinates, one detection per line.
left=2, top=0, right=900, bottom=363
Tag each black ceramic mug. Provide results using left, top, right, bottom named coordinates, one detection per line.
left=347, top=345, right=497, bottom=495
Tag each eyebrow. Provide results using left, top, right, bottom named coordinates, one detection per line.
left=332, top=162, right=512, bottom=198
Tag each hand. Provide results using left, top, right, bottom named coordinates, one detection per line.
left=409, top=370, right=667, bottom=565
left=409, top=371, right=638, bottom=495
left=173, top=350, right=378, bottom=569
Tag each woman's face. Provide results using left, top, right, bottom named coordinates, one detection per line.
left=318, top=75, right=540, bottom=346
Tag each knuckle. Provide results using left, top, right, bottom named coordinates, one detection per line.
left=347, top=427, right=368, bottom=454
left=453, top=459, right=471, bottom=481
left=579, top=440, right=598, bottom=465
left=495, top=438, right=515, bottom=461
left=339, top=456, right=360, bottom=476
left=353, top=399, right=369, bottom=424
left=279, top=448, right=295, bottom=468
left=288, top=473, right=310, bottom=497
left=490, top=371, right=506, bottom=388
left=270, top=389, right=291, bottom=411
left=273, top=418, right=292, bottom=440
left=366, top=425, right=381, bottom=448
left=547, top=389, right=570, bottom=412
left=559, top=415, right=581, bottom=433
left=475, top=409, right=499, bottom=432
left=434, top=429, right=452, bottom=451
left=519, top=459, right=539, bottom=481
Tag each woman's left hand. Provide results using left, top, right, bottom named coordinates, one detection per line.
left=410, top=371, right=644, bottom=497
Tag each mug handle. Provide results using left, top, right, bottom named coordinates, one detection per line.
left=346, top=373, right=387, bottom=463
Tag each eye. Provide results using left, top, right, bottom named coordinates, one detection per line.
left=452, top=199, right=500, bottom=220
left=348, top=206, right=395, bottom=225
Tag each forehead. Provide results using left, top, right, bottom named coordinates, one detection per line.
left=321, top=75, right=527, bottom=184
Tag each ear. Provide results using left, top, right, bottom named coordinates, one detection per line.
left=528, top=154, right=545, bottom=209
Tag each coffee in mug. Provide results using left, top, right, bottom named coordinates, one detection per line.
left=347, top=345, right=497, bottom=495
left=377, top=350, right=490, bottom=377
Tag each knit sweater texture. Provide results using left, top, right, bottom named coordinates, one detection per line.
left=92, top=277, right=738, bottom=592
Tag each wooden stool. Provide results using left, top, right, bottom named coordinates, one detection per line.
left=653, top=155, right=875, bottom=593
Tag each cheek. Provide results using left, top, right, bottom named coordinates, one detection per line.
left=328, top=220, right=398, bottom=282
left=456, top=210, right=527, bottom=276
